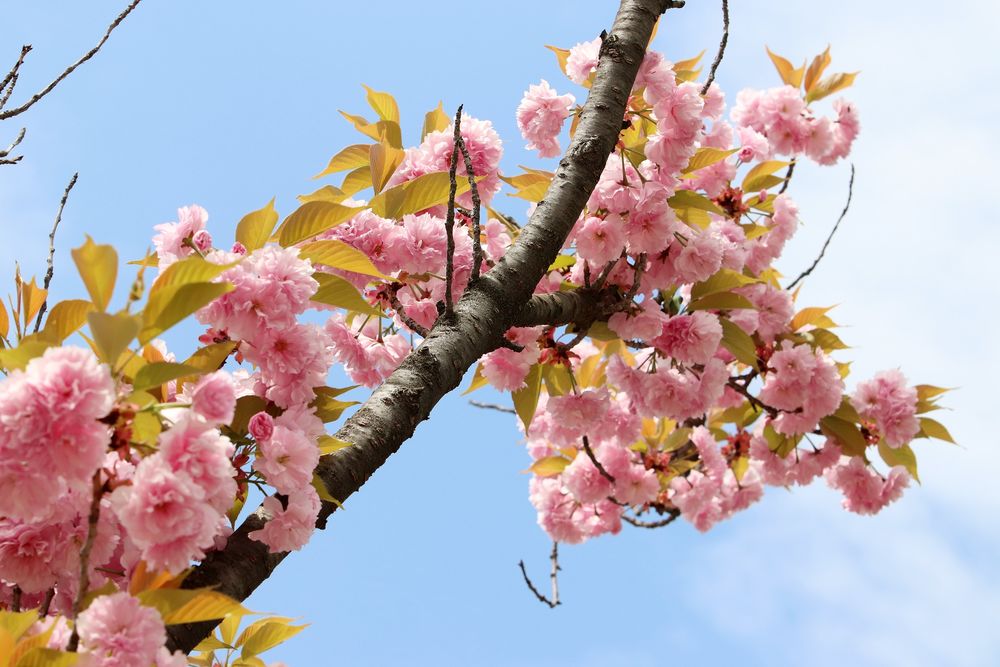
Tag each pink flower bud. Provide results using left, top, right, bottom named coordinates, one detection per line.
left=231, top=241, right=247, bottom=255
left=192, top=229, right=213, bottom=253
left=249, top=411, right=274, bottom=442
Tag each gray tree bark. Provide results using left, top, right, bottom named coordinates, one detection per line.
left=167, top=0, right=684, bottom=653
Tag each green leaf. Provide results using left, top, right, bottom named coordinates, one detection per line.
left=763, top=424, right=796, bottom=458
left=668, top=189, right=726, bottom=217
left=528, top=455, right=571, bottom=477
left=132, top=362, right=204, bottom=392
left=512, top=364, right=543, bottom=432
left=462, top=363, right=489, bottom=395
left=741, top=160, right=791, bottom=193
left=240, top=621, right=308, bottom=659
left=878, top=441, right=919, bottom=482
left=341, top=166, right=373, bottom=196
left=137, top=588, right=249, bottom=625
left=687, top=291, right=754, bottom=312
left=297, top=240, right=386, bottom=279
left=312, top=273, right=380, bottom=316
left=682, top=147, right=737, bottom=174
left=820, top=415, right=868, bottom=457
left=915, top=385, right=951, bottom=401
left=547, top=255, right=576, bottom=272
left=370, top=170, right=473, bottom=219
left=313, top=144, right=371, bottom=179
left=235, top=199, right=280, bottom=252
left=805, top=71, right=859, bottom=103
left=151, top=256, right=233, bottom=294
left=719, top=317, right=758, bottom=369
left=422, top=101, right=449, bottom=141
left=40, top=299, right=93, bottom=343
left=318, top=435, right=352, bottom=455
left=362, top=84, right=400, bottom=123
left=917, top=417, right=955, bottom=443
left=71, top=236, right=117, bottom=311
left=230, top=395, right=269, bottom=436
left=662, top=427, right=692, bottom=452
left=183, top=341, right=237, bottom=373
left=298, top=185, right=348, bottom=204
left=88, top=311, right=139, bottom=365
left=140, top=282, right=233, bottom=344
left=0, top=610, right=42, bottom=641
left=691, top=269, right=757, bottom=300
left=276, top=202, right=362, bottom=247
left=14, top=648, right=80, bottom=667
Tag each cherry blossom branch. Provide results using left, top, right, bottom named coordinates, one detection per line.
left=388, top=288, right=430, bottom=337
left=582, top=434, right=615, bottom=483
left=518, top=542, right=561, bottom=608
left=0, top=127, right=26, bottom=165
left=11, top=586, right=21, bottom=612
left=726, top=378, right=779, bottom=418
left=778, top=158, right=796, bottom=195
left=39, top=589, right=55, bottom=617
left=443, top=106, right=463, bottom=314
left=167, top=1, right=682, bottom=652
left=66, top=472, right=104, bottom=652
left=453, top=125, right=483, bottom=283
left=623, top=510, right=679, bottom=528
left=700, top=0, right=730, bottom=96
left=33, top=172, right=78, bottom=333
left=786, top=163, right=855, bottom=290
left=0, top=45, right=31, bottom=110
left=0, top=0, right=143, bottom=121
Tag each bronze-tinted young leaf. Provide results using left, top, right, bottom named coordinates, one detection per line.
left=545, top=44, right=571, bottom=77
left=673, top=50, right=705, bottom=73
left=41, top=299, right=93, bottom=343
left=803, top=46, right=832, bottom=93
left=528, top=455, right=572, bottom=477
left=370, top=170, right=473, bottom=219
left=362, top=84, right=400, bottom=123
left=297, top=240, right=386, bottom=279
left=276, top=202, right=362, bottom=247
left=235, top=199, right=280, bottom=252
left=369, top=142, right=404, bottom=194
left=682, top=147, right=737, bottom=174
left=140, top=282, right=233, bottom=344
left=88, top=311, right=139, bottom=365
left=917, top=417, right=955, bottom=443
left=0, top=298, right=8, bottom=339
left=19, top=277, right=47, bottom=330
left=741, top=160, right=791, bottom=192
left=313, top=144, right=371, bottom=180
left=766, top=47, right=804, bottom=88
left=512, top=363, right=543, bottom=431
left=71, top=236, right=118, bottom=311
left=805, top=71, right=858, bottom=103
left=312, top=273, right=380, bottom=316
left=422, top=101, right=450, bottom=141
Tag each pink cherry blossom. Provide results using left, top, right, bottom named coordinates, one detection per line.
left=517, top=79, right=575, bottom=158
left=851, top=369, right=919, bottom=448
left=249, top=486, right=321, bottom=552
left=76, top=592, right=166, bottom=666
left=253, top=424, right=320, bottom=495
left=190, top=370, right=237, bottom=425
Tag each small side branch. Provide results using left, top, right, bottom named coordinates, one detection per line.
left=518, top=542, right=561, bottom=608
left=624, top=511, right=679, bottom=529
left=0, top=127, right=26, bottom=165
left=0, top=0, right=144, bottom=120
left=469, top=400, right=515, bottom=414
left=778, top=158, right=796, bottom=195
left=33, top=172, right=78, bottom=333
left=443, top=106, right=463, bottom=314
left=700, top=0, right=730, bottom=96
left=0, top=45, right=31, bottom=110
left=786, top=164, right=855, bottom=290
left=66, top=472, right=104, bottom=651
left=582, top=434, right=615, bottom=483
left=453, top=125, right=483, bottom=282
left=388, top=289, right=430, bottom=338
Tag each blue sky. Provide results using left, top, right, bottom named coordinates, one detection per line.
left=2, top=1, right=998, bottom=665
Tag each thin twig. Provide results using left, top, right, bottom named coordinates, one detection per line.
left=0, top=45, right=31, bottom=110
left=0, top=0, right=144, bottom=120
left=582, top=434, right=615, bottom=483
left=623, top=511, right=680, bottom=529
left=11, top=586, right=21, bottom=612
left=0, top=128, right=26, bottom=166
left=726, top=378, right=779, bottom=418
left=786, top=164, right=855, bottom=290
left=38, top=588, right=55, bottom=617
left=469, top=400, right=516, bottom=414
left=388, top=290, right=430, bottom=337
left=700, top=0, right=730, bottom=96
left=33, top=172, right=78, bottom=333
left=517, top=542, right=561, bottom=608
left=444, top=106, right=463, bottom=314
left=454, top=127, right=483, bottom=282
left=778, top=158, right=796, bottom=195
left=66, top=472, right=104, bottom=652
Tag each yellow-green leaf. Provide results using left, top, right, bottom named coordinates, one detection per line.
left=235, top=199, right=279, bottom=252
left=14, top=648, right=80, bottom=667
left=341, top=166, right=373, bottom=197
left=132, top=362, right=203, bottom=392
left=791, top=306, right=837, bottom=331
left=276, top=202, right=362, bottom=247
left=362, top=84, right=400, bottom=123
left=183, top=341, right=237, bottom=373
left=673, top=51, right=705, bottom=73
left=240, top=621, right=308, bottom=659
left=690, top=269, right=757, bottom=300
left=312, top=473, right=341, bottom=506
left=137, top=588, right=249, bottom=625
left=545, top=45, right=572, bottom=78
left=820, top=415, right=868, bottom=457
left=318, top=435, right=352, bottom=455
left=805, top=71, right=859, bottom=103
left=719, top=317, right=758, bottom=369
left=370, top=170, right=473, bottom=219
left=918, top=417, right=955, bottom=443
left=369, top=142, right=404, bottom=194
left=803, top=46, right=832, bottom=94
left=528, top=455, right=571, bottom=477
left=298, top=240, right=386, bottom=278
left=131, top=410, right=162, bottom=446
left=151, top=256, right=233, bottom=295
left=547, top=255, right=576, bottom=272
left=0, top=610, right=41, bottom=641
left=313, top=144, right=371, bottom=180
left=88, top=311, right=139, bottom=365
left=0, top=298, right=8, bottom=339
left=422, top=101, right=449, bottom=141
left=312, top=273, right=380, bottom=316
left=41, top=299, right=93, bottom=343
left=298, top=185, right=348, bottom=204
left=741, top=160, right=791, bottom=192
left=71, top=236, right=118, bottom=311
left=687, top=291, right=754, bottom=312
left=668, top=189, right=726, bottom=218
left=683, top=147, right=737, bottom=174
left=193, top=635, right=233, bottom=652
left=0, top=340, right=50, bottom=371
left=915, top=385, right=951, bottom=401
left=462, top=363, right=489, bottom=395
left=878, top=441, right=919, bottom=482
left=140, top=282, right=233, bottom=344
left=766, top=47, right=804, bottom=88
left=19, top=277, right=47, bottom=329
left=512, top=364, right=543, bottom=431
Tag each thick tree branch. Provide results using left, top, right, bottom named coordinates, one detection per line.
left=167, top=0, right=682, bottom=652
left=513, top=288, right=610, bottom=328
left=0, top=0, right=143, bottom=121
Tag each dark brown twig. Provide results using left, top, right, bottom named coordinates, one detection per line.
left=453, top=126, right=483, bottom=282
left=443, top=106, right=463, bottom=314
left=624, top=511, right=679, bottom=528
left=38, top=588, right=55, bottom=617
left=582, top=434, right=615, bottom=483
left=33, top=172, right=78, bottom=333
left=518, top=542, right=561, bottom=608
left=388, top=289, right=430, bottom=337
left=700, top=0, right=730, bottom=96
left=786, top=164, right=855, bottom=290
left=469, top=400, right=516, bottom=414
left=0, top=0, right=144, bottom=121
left=66, top=472, right=104, bottom=652
left=726, top=378, right=779, bottom=418
left=778, top=158, right=796, bottom=195
left=11, top=586, right=21, bottom=612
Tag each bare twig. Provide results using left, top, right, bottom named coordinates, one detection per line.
left=388, top=289, right=430, bottom=337
left=624, top=511, right=679, bottom=528
left=0, top=127, right=26, bottom=165
left=518, top=542, right=561, bottom=608
left=778, top=158, right=796, bottom=195
left=469, top=400, right=516, bottom=414
left=726, top=378, right=779, bottom=418
left=38, top=588, right=55, bottom=617
left=66, top=472, right=104, bottom=652
left=0, top=45, right=31, bottom=110
left=700, top=0, right=730, bottom=96
left=33, top=172, right=78, bottom=333
left=443, top=106, right=463, bottom=314
left=453, top=127, right=483, bottom=282
left=11, top=586, right=21, bottom=612
left=786, top=164, right=855, bottom=290
left=581, top=434, right=615, bottom=483
left=0, top=0, right=144, bottom=120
